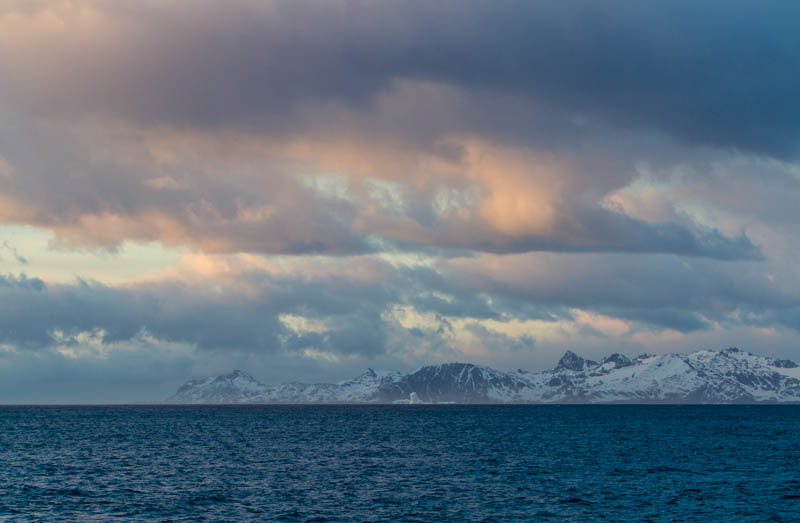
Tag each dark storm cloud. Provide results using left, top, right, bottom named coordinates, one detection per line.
left=3, top=1, right=798, bottom=156
left=0, top=260, right=498, bottom=356
left=431, top=205, right=762, bottom=260
left=443, top=252, right=800, bottom=331
left=0, top=261, right=480, bottom=356
left=0, top=273, right=386, bottom=354
left=600, top=308, right=711, bottom=334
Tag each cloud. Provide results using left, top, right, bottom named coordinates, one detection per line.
left=0, top=119, right=761, bottom=258
left=0, top=1, right=783, bottom=259
left=1, top=249, right=798, bottom=358
left=0, top=273, right=43, bottom=290
left=443, top=252, right=800, bottom=329
left=1, top=1, right=798, bottom=156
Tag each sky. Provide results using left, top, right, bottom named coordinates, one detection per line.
left=1, top=0, right=800, bottom=402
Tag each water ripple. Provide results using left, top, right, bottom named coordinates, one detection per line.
left=0, top=405, right=799, bottom=521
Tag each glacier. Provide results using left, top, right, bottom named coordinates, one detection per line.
left=166, top=348, right=800, bottom=404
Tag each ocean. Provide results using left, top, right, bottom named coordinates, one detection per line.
left=1, top=405, right=799, bottom=521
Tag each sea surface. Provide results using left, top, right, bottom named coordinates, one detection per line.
left=1, top=405, right=799, bottom=521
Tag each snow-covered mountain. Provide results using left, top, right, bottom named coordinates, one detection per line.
left=166, top=348, right=800, bottom=404
left=169, top=370, right=268, bottom=403
left=167, top=368, right=403, bottom=404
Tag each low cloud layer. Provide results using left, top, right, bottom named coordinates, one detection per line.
left=3, top=248, right=800, bottom=401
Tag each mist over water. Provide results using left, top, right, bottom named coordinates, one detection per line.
left=1, top=405, right=799, bottom=521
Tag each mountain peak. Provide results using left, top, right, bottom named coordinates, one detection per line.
left=556, top=350, right=588, bottom=372
left=356, top=368, right=377, bottom=379
left=601, top=353, right=633, bottom=369
left=219, top=369, right=258, bottom=382
left=168, top=369, right=266, bottom=403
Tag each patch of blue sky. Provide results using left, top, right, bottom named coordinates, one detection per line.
left=0, top=224, right=184, bottom=283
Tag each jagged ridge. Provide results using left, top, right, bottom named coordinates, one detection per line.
left=167, top=348, right=800, bottom=404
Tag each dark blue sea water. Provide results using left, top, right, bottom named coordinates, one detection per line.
left=1, top=406, right=799, bottom=521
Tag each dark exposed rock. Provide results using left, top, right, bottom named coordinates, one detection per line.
left=556, top=351, right=589, bottom=372
left=601, top=353, right=633, bottom=369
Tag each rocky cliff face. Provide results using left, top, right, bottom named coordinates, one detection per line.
left=167, top=348, right=800, bottom=404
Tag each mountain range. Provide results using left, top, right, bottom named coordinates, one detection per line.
left=167, top=348, right=800, bottom=404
